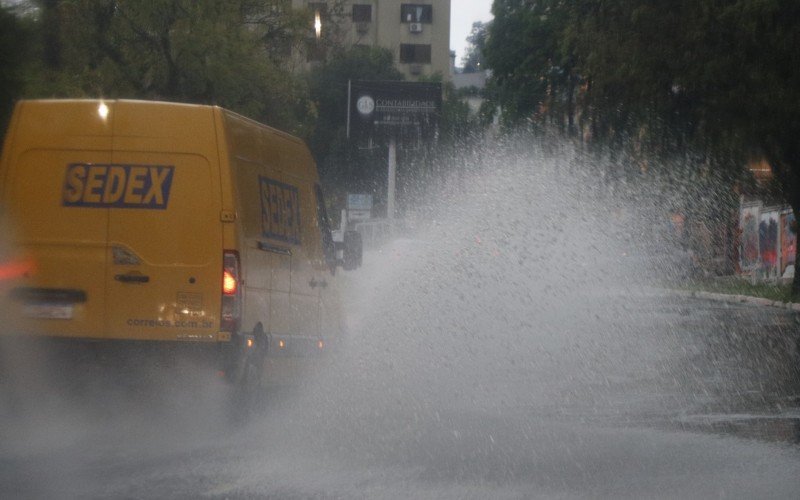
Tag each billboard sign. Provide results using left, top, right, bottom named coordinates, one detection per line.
left=348, top=81, right=442, bottom=140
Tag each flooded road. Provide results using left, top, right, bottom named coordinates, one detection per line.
left=647, top=298, right=800, bottom=445
left=2, top=140, right=799, bottom=498
left=1, top=292, right=799, bottom=499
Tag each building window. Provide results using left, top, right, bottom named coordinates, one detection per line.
left=400, top=4, right=433, bottom=23
left=399, top=44, right=431, bottom=64
left=352, top=4, right=372, bottom=22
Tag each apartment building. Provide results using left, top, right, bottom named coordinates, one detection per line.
left=293, top=1, right=451, bottom=81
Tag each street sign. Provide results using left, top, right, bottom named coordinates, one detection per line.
left=347, top=209, right=371, bottom=222
left=346, top=81, right=441, bottom=221
left=347, top=193, right=373, bottom=211
left=347, top=194, right=372, bottom=222
left=348, top=81, right=442, bottom=140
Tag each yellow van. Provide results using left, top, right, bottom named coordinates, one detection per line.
left=0, top=99, right=360, bottom=386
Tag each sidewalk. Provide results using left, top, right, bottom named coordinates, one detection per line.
left=670, top=288, right=800, bottom=312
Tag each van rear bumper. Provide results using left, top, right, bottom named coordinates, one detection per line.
left=0, top=335, right=233, bottom=376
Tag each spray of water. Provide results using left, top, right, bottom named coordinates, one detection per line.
left=1, top=134, right=798, bottom=498
left=209, top=134, right=798, bottom=497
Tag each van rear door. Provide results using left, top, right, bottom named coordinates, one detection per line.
left=104, top=152, right=221, bottom=341
left=104, top=103, right=222, bottom=342
left=6, top=149, right=110, bottom=338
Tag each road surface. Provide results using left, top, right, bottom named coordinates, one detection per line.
left=1, top=286, right=799, bottom=499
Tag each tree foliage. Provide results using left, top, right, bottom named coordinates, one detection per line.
left=17, top=0, right=316, bottom=136
left=487, top=0, right=800, bottom=165
left=484, top=1, right=578, bottom=132
left=307, top=45, right=404, bottom=196
left=0, top=5, right=30, bottom=134
left=485, top=0, right=800, bottom=291
left=461, top=21, right=489, bottom=73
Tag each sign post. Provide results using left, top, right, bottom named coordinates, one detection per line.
left=347, top=81, right=442, bottom=221
left=387, top=138, right=397, bottom=220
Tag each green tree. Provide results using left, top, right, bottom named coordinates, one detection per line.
left=19, top=0, right=316, bottom=136
left=0, top=5, right=30, bottom=135
left=572, top=0, right=800, bottom=291
left=486, top=0, right=800, bottom=293
left=484, top=0, right=578, bottom=133
left=461, top=21, right=489, bottom=73
left=307, top=45, right=403, bottom=195
left=242, top=0, right=317, bottom=63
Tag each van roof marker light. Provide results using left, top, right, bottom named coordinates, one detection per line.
left=98, top=102, right=109, bottom=121
left=314, top=11, right=322, bottom=38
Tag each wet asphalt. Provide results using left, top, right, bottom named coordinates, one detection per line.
left=0, top=294, right=799, bottom=499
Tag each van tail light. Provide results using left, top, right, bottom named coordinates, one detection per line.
left=221, top=251, right=241, bottom=333
left=223, top=269, right=237, bottom=295
left=0, top=257, right=35, bottom=281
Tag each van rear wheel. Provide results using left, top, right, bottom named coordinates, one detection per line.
left=228, top=325, right=267, bottom=419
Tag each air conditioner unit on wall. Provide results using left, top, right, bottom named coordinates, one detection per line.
left=356, top=22, right=369, bottom=35
left=409, top=23, right=423, bottom=33
left=409, top=64, right=422, bottom=75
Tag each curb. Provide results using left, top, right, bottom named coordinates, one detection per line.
left=670, top=289, right=800, bottom=312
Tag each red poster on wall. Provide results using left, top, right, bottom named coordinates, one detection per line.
left=781, top=212, right=796, bottom=275
left=740, top=205, right=760, bottom=271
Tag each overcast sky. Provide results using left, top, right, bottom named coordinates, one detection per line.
left=450, top=0, right=494, bottom=66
